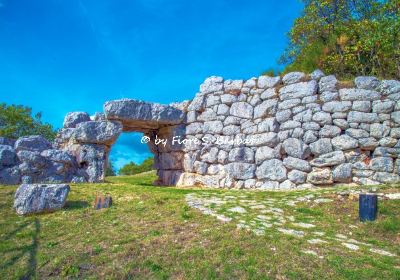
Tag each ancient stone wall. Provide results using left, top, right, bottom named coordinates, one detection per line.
left=1, top=70, right=400, bottom=189
left=176, top=72, right=400, bottom=189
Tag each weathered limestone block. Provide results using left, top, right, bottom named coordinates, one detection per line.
left=378, top=80, right=400, bottom=96
left=225, top=163, right=256, bottom=180
left=303, top=130, right=318, bottom=144
left=333, top=163, right=352, bottom=183
left=40, top=149, right=75, bottom=165
left=104, top=99, right=185, bottom=129
left=310, top=69, right=324, bottom=81
left=333, top=119, right=348, bottom=130
left=228, top=147, right=254, bottom=163
left=222, top=125, right=240, bottom=136
left=205, top=95, right=220, bottom=108
left=188, top=95, right=206, bottom=111
left=279, top=80, right=318, bottom=100
left=256, top=159, right=287, bottom=182
left=372, top=100, right=394, bottom=113
left=73, top=121, right=122, bottom=146
left=370, top=123, right=390, bottom=138
left=303, top=122, right=320, bottom=131
left=224, top=80, right=243, bottom=94
left=230, top=102, right=253, bottom=119
left=322, top=101, right=352, bottom=113
left=254, top=99, right=278, bottom=119
left=359, top=138, right=379, bottom=150
left=203, top=121, right=223, bottom=134
left=307, top=168, right=333, bottom=185
left=258, top=76, right=281, bottom=89
left=347, top=111, right=378, bottom=123
left=15, top=136, right=52, bottom=152
left=68, top=144, right=107, bottom=182
left=355, top=76, right=380, bottom=90
left=293, top=109, right=312, bottom=123
left=63, top=112, right=91, bottom=128
left=309, top=138, right=333, bottom=156
left=282, top=138, right=310, bottom=159
left=370, top=157, right=393, bottom=172
left=280, top=179, right=297, bottom=189
left=260, top=181, right=280, bottom=190
left=217, top=104, right=230, bottom=116
left=193, top=161, right=208, bottom=175
left=200, top=76, right=224, bottom=94
left=0, top=145, right=17, bottom=166
left=282, top=72, right=305, bottom=85
left=288, top=170, right=307, bottom=184
left=391, top=111, right=400, bottom=124
left=372, top=172, right=400, bottom=184
left=280, top=121, right=301, bottom=130
left=339, top=88, right=381, bottom=101
left=255, top=146, right=281, bottom=164
left=379, top=137, right=397, bottom=147
left=243, top=77, right=257, bottom=88
left=310, top=151, right=345, bottom=167
left=319, top=125, right=341, bottom=138
left=257, top=118, right=279, bottom=133
left=14, top=184, right=70, bottom=215
left=319, top=75, right=337, bottom=92
left=251, top=132, right=279, bottom=147
left=320, top=91, right=339, bottom=102
left=332, top=135, right=358, bottom=150
left=312, top=111, right=332, bottom=126
left=352, top=101, right=371, bottom=112
left=283, top=157, right=311, bottom=172
left=346, top=128, right=369, bottom=139
left=260, top=88, right=278, bottom=100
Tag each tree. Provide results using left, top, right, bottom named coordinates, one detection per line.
left=0, top=103, right=57, bottom=140
left=280, top=0, right=400, bottom=79
left=119, top=157, right=154, bottom=175
left=105, top=160, right=116, bottom=177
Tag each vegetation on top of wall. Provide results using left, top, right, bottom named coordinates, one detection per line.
left=0, top=103, right=57, bottom=141
left=278, top=0, right=399, bottom=79
left=118, top=157, right=154, bottom=176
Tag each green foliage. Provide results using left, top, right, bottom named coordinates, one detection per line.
left=0, top=103, right=57, bottom=141
left=261, top=68, right=281, bottom=77
left=118, top=157, right=154, bottom=175
left=105, top=160, right=116, bottom=177
left=280, top=0, right=400, bottom=79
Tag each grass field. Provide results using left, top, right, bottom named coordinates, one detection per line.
left=0, top=172, right=399, bottom=279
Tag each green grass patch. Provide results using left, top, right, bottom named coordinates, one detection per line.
left=0, top=173, right=399, bottom=279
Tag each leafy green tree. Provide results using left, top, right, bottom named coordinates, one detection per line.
left=105, top=160, right=116, bottom=177
left=0, top=103, right=57, bottom=140
left=119, top=157, right=154, bottom=175
left=280, top=0, right=399, bottom=79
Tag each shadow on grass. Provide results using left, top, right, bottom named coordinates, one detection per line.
left=65, top=200, right=89, bottom=210
left=0, top=218, right=40, bottom=279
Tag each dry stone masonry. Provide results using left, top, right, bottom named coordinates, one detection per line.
left=1, top=70, right=400, bottom=190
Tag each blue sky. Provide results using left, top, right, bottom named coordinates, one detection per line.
left=0, top=0, right=303, bottom=170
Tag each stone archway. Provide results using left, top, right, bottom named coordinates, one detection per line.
left=53, top=98, right=188, bottom=185
left=103, top=99, right=188, bottom=185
